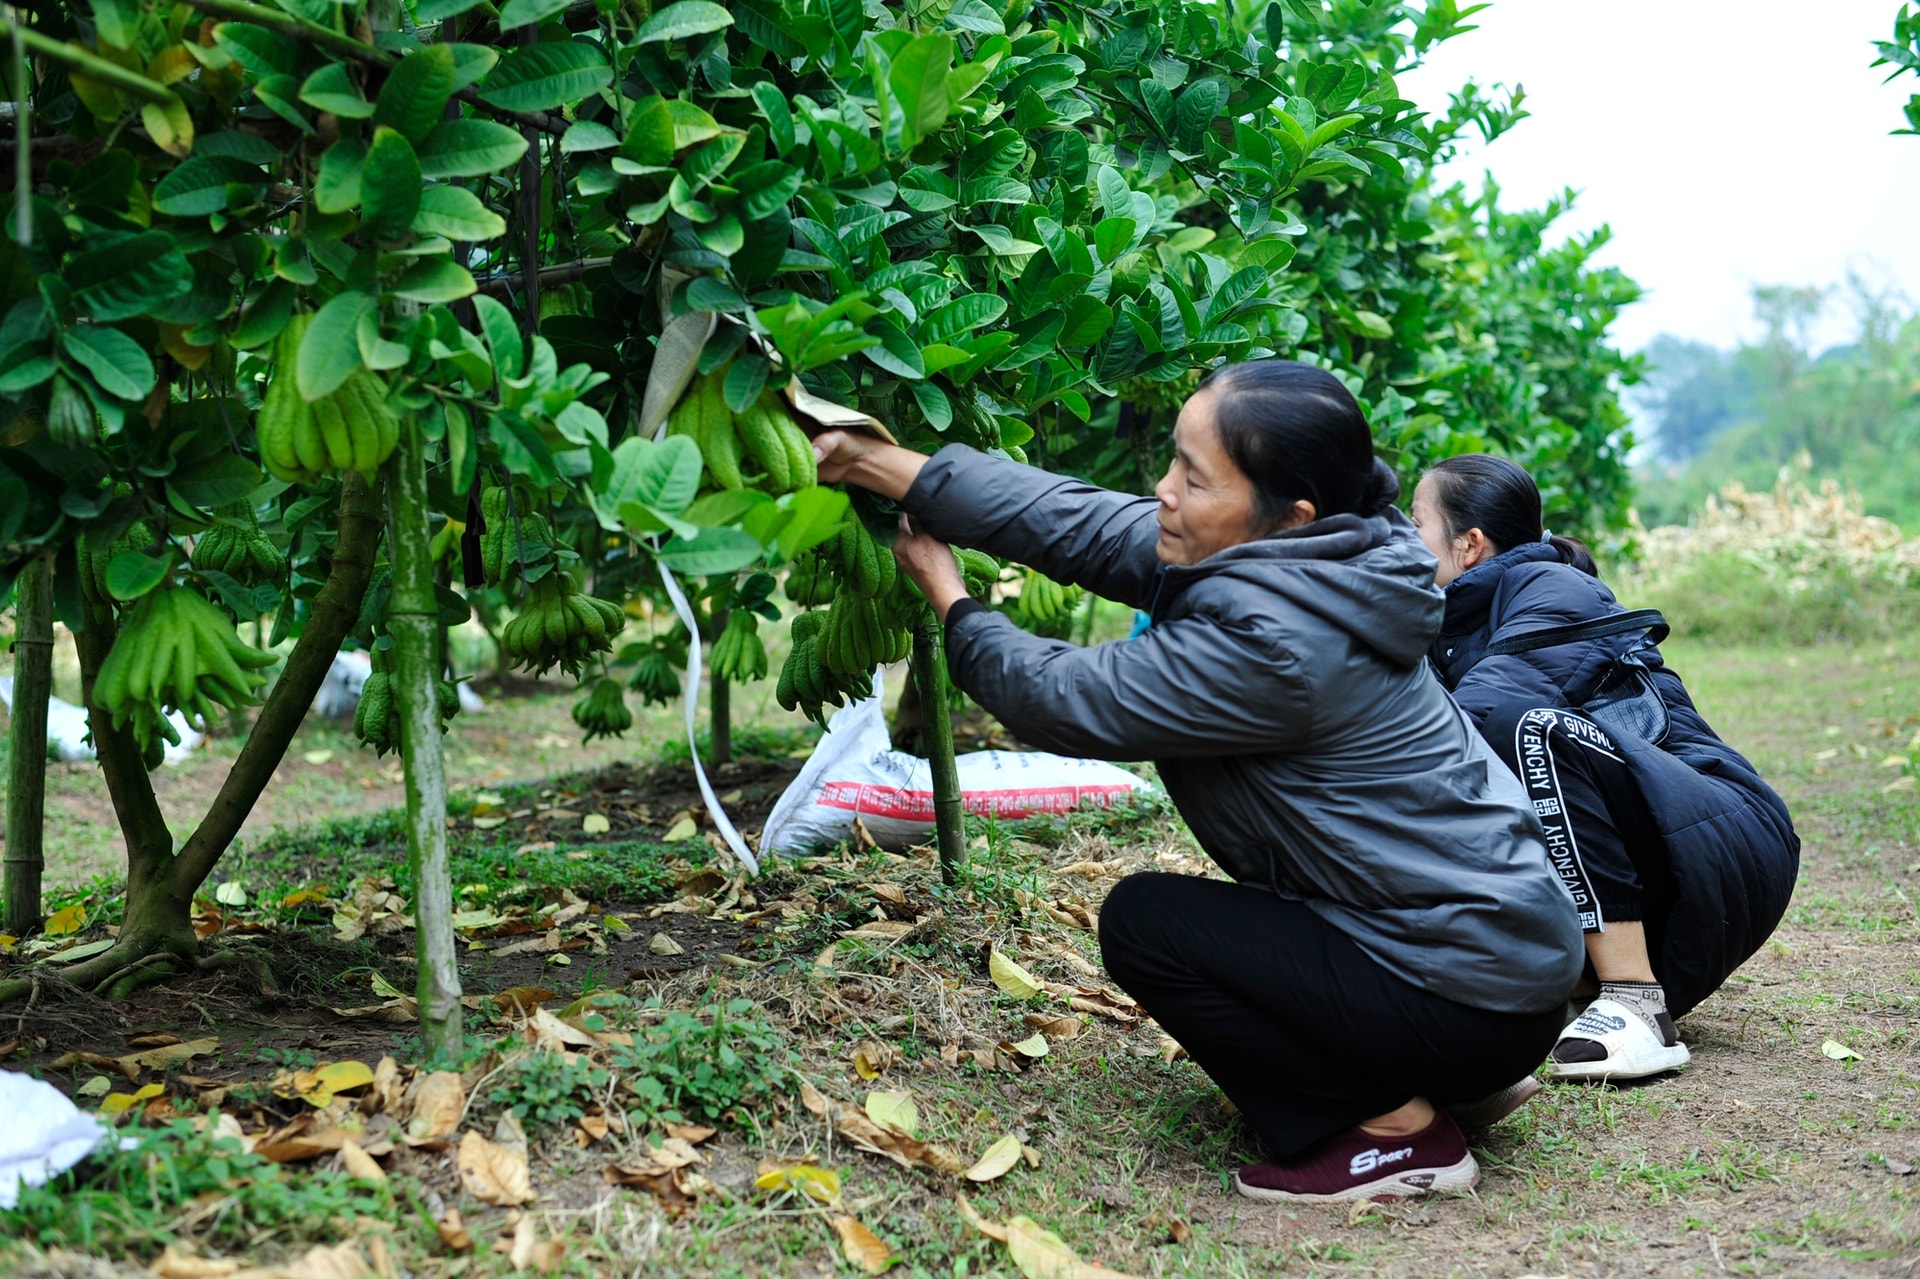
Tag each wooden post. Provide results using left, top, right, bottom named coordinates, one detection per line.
left=911, top=622, right=966, bottom=883
left=5, top=557, right=53, bottom=935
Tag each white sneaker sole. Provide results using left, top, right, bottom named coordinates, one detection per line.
left=1546, top=1039, right=1691, bottom=1081
left=1233, top=1153, right=1479, bottom=1204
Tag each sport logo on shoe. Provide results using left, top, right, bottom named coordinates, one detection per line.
left=1349, top=1146, right=1414, bottom=1176
left=1571, top=1010, right=1628, bottom=1037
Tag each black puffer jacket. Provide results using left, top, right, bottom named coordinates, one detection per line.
left=1430, top=542, right=1800, bottom=1017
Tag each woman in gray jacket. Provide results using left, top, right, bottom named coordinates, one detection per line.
left=811, top=360, right=1582, bottom=1203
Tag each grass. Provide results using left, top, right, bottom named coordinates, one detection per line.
left=5, top=628, right=1920, bottom=1276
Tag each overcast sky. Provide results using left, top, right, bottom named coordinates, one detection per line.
left=1398, top=0, right=1920, bottom=354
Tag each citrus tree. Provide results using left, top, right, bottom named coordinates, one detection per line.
left=1, top=0, right=1644, bottom=1041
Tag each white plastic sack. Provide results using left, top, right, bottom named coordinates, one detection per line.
left=0, top=1070, right=114, bottom=1209
left=0, top=676, right=200, bottom=765
left=312, top=651, right=486, bottom=719
left=760, top=675, right=1156, bottom=855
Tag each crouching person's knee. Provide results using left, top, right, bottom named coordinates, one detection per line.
left=1097, top=871, right=1166, bottom=984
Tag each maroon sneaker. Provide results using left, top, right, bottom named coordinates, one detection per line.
left=1233, top=1113, right=1479, bottom=1203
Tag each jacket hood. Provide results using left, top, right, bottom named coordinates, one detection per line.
left=1157, top=510, right=1446, bottom=669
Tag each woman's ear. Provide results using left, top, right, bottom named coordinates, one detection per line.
left=1456, top=527, right=1496, bottom=569
left=1278, top=499, right=1317, bottom=530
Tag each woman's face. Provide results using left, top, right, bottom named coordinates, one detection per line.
left=1410, top=476, right=1485, bottom=586
left=1152, top=392, right=1267, bottom=566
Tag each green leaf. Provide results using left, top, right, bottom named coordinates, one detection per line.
left=656, top=527, right=763, bottom=575
left=313, top=137, right=366, bottom=215
left=151, top=155, right=265, bottom=217
left=89, top=0, right=140, bottom=49
left=863, top=317, right=924, bottom=379
left=635, top=435, right=704, bottom=512
left=253, top=74, right=313, bottom=134
left=473, top=294, right=523, bottom=379
left=447, top=43, right=499, bottom=90
left=560, top=121, right=620, bottom=154
left=375, top=45, right=457, bottom=143
left=106, top=550, right=171, bottom=602
left=390, top=258, right=477, bottom=304
left=170, top=453, right=262, bottom=509
left=752, top=82, right=794, bottom=155
left=418, top=119, right=530, bottom=179
left=67, top=232, right=194, bottom=322
left=687, top=277, right=746, bottom=312
left=481, top=41, right=612, bottom=113
left=922, top=293, right=1006, bottom=342
left=359, top=127, right=423, bottom=240
left=497, top=0, right=570, bottom=29
left=62, top=325, right=155, bottom=401
left=943, top=0, right=1004, bottom=34
left=300, top=63, right=375, bottom=118
left=891, top=33, right=954, bottom=149
left=773, top=487, right=851, bottom=560
left=910, top=380, right=951, bottom=431
left=411, top=185, right=508, bottom=240
left=635, top=0, right=734, bottom=44
left=722, top=354, right=769, bottom=412
left=0, top=345, right=56, bottom=394
left=414, top=0, right=486, bottom=20
left=230, top=279, right=295, bottom=350
left=213, top=22, right=302, bottom=78
left=298, top=291, right=375, bottom=400
left=667, top=100, right=722, bottom=150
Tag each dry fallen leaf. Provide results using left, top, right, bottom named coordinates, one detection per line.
left=1822, top=1038, right=1863, bottom=1062
left=753, top=1161, right=842, bottom=1205
left=842, top=920, right=915, bottom=941
left=48, top=1050, right=138, bottom=1082
left=119, top=1036, right=219, bottom=1073
left=663, top=816, right=699, bottom=842
left=437, top=1208, right=473, bottom=1252
left=235, top=1242, right=372, bottom=1279
left=989, top=948, right=1043, bottom=1000
left=339, top=1139, right=386, bottom=1184
left=459, top=1130, right=534, bottom=1206
left=650, top=931, right=686, bottom=956
left=1157, top=1036, right=1187, bottom=1064
left=955, top=1192, right=1008, bottom=1242
left=101, top=1082, right=165, bottom=1115
left=295, top=1060, right=375, bottom=1107
left=491, top=986, right=557, bottom=1013
left=965, top=1132, right=1023, bottom=1183
left=149, top=1244, right=242, bottom=1277
left=406, top=1072, right=465, bottom=1141
left=832, top=1215, right=893, bottom=1275
left=1025, top=1013, right=1080, bottom=1041
left=1006, top=1033, right=1049, bottom=1060
left=582, top=813, right=611, bottom=835
left=1006, top=1214, right=1142, bottom=1279
left=851, top=1040, right=895, bottom=1080
left=526, top=1008, right=601, bottom=1052
left=865, top=1090, right=919, bottom=1137
left=663, top=1122, right=717, bottom=1144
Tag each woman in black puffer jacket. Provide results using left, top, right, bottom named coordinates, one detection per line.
left=1412, top=455, right=1799, bottom=1082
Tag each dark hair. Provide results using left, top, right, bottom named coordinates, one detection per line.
left=1195, top=360, right=1399, bottom=529
left=1421, top=454, right=1599, bottom=577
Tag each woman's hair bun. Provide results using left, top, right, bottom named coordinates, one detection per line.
left=1360, top=457, right=1400, bottom=517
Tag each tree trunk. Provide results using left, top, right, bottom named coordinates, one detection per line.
left=5, top=556, right=53, bottom=935
left=911, top=623, right=966, bottom=883
left=388, top=418, right=462, bottom=1058
left=710, top=673, right=731, bottom=766
left=0, top=476, right=383, bottom=1005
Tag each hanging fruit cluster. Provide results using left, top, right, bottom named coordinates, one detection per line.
left=1007, top=568, right=1084, bottom=640
left=258, top=317, right=400, bottom=483
left=783, top=547, right=839, bottom=607
left=709, top=610, right=769, bottom=685
left=353, top=648, right=461, bottom=757
left=190, top=502, right=288, bottom=588
left=626, top=631, right=687, bottom=707
left=669, top=373, right=817, bottom=494
left=478, top=485, right=557, bottom=585
left=92, top=585, right=278, bottom=749
left=571, top=677, right=633, bottom=742
left=499, top=573, right=627, bottom=677
left=776, top=610, right=870, bottom=724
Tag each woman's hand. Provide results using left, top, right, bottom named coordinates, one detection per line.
left=893, top=516, right=969, bottom=623
left=811, top=430, right=932, bottom=501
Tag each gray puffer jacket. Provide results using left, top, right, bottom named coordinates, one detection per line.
left=906, top=446, right=1583, bottom=1015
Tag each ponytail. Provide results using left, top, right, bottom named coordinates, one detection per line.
left=1547, top=533, right=1599, bottom=577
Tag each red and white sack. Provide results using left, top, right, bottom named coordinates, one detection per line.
left=759, top=675, right=1156, bottom=855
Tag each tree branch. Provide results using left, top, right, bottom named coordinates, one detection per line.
left=473, top=256, right=612, bottom=294
left=74, top=589, right=176, bottom=880
left=0, top=19, right=178, bottom=104
left=170, top=471, right=385, bottom=896
left=171, top=0, right=571, bottom=137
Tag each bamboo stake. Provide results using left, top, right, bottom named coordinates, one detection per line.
left=4, top=557, right=52, bottom=935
